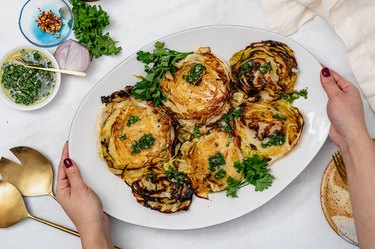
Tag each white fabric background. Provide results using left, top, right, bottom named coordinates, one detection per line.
left=261, top=0, right=375, bottom=112
left=0, top=0, right=374, bottom=248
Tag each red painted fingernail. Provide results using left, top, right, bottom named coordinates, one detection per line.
left=64, top=158, right=73, bottom=168
left=322, top=67, right=331, bottom=77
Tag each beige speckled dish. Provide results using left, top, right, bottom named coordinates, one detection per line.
left=320, top=152, right=358, bottom=246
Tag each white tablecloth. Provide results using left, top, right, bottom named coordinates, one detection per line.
left=0, top=0, right=374, bottom=248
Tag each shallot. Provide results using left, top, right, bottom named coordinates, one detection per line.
left=54, top=39, right=90, bottom=71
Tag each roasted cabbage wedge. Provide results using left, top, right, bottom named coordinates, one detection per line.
left=98, top=91, right=175, bottom=174
left=131, top=167, right=194, bottom=213
left=233, top=99, right=304, bottom=163
left=160, top=47, right=231, bottom=127
left=96, top=40, right=306, bottom=213
left=178, top=129, right=244, bottom=199
left=230, top=40, right=298, bottom=101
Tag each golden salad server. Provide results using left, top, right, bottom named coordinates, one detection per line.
left=0, top=146, right=55, bottom=198
left=0, top=180, right=79, bottom=236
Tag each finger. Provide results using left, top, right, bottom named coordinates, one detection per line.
left=320, top=67, right=341, bottom=98
left=57, top=142, right=69, bottom=191
left=329, top=69, right=353, bottom=91
left=63, top=157, right=86, bottom=189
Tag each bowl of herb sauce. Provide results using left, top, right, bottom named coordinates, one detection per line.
left=0, top=46, right=61, bottom=111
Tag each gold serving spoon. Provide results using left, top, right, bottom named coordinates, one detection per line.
left=0, top=147, right=121, bottom=248
left=0, top=181, right=121, bottom=248
left=0, top=146, right=55, bottom=198
left=0, top=180, right=79, bottom=235
left=12, top=56, right=87, bottom=77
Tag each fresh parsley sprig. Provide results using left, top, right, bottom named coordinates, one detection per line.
left=132, top=42, right=193, bottom=106
left=71, top=0, right=122, bottom=58
left=226, top=154, right=274, bottom=197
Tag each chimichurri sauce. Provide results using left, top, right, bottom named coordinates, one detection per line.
left=1, top=49, right=55, bottom=105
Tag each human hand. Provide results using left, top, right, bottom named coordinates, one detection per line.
left=56, top=142, right=113, bottom=249
left=320, top=67, right=370, bottom=149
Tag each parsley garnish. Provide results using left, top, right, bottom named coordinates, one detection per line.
left=223, top=106, right=243, bottom=122
left=261, top=133, right=286, bottom=148
left=132, top=42, right=193, bottom=106
left=161, top=145, right=168, bottom=152
left=215, top=169, right=226, bottom=179
left=226, top=155, right=274, bottom=197
left=220, top=124, right=232, bottom=132
left=127, top=116, right=141, bottom=126
left=272, top=114, right=288, bottom=121
left=119, top=134, right=127, bottom=141
left=281, top=87, right=309, bottom=103
left=208, top=153, right=226, bottom=172
left=146, top=172, right=155, bottom=181
left=71, top=0, right=122, bottom=58
left=166, top=167, right=185, bottom=183
left=193, top=127, right=201, bottom=138
left=131, top=134, right=156, bottom=154
left=240, top=61, right=254, bottom=73
left=259, top=62, right=272, bottom=75
left=183, top=64, right=206, bottom=85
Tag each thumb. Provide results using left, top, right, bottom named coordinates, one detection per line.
left=320, top=67, right=341, bottom=99
left=63, top=158, right=86, bottom=189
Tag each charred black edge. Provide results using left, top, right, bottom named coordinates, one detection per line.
left=100, top=88, right=130, bottom=105
left=290, top=104, right=305, bottom=147
left=131, top=174, right=194, bottom=213
left=230, top=40, right=297, bottom=96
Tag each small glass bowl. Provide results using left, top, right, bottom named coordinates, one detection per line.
left=18, top=0, right=74, bottom=48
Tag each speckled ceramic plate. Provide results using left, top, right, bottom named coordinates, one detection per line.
left=320, top=153, right=358, bottom=246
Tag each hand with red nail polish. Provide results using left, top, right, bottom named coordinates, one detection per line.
left=320, top=67, right=369, bottom=149
left=56, top=143, right=114, bottom=249
left=321, top=67, right=375, bottom=249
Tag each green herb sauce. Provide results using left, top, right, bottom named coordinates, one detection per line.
left=261, top=133, right=286, bottom=148
left=183, top=63, right=207, bottom=85
left=208, top=152, right=226, bottom=172
left=127, top=116, right=141, bottom=126
left=259, top=61, right=272, bottom=75
left=1, top=49, right=55, bottom=105
left=131, top=134, right=156, bottom=154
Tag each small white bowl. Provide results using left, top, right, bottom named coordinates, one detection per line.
left=0, top=46, right=61, bottom=111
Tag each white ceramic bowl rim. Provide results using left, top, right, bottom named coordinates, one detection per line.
left=0, top=46, right=61, bottom=111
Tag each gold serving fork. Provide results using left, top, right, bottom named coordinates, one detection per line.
left=332, top=152, right=348, bottom=185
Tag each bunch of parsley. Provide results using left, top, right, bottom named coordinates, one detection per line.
left=71, top=0, right=122, bottom=58
left=226, top=154, right=274, bottom=197
left=132, top=42, right=192, bottom=106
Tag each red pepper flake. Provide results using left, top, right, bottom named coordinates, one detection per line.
left=37, top=10, right=62, bottom=35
